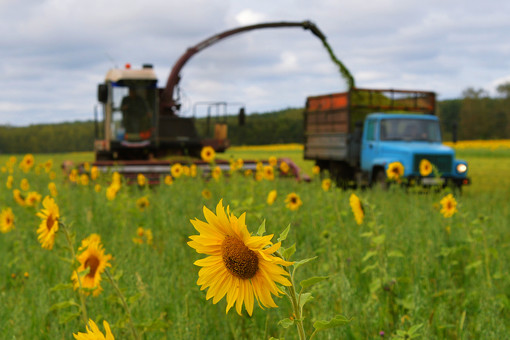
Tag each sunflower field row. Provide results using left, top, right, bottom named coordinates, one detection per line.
left=0, top=149, right=509, bottom=339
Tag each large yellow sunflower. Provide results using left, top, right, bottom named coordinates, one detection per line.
left=349, top=193, right=364, bottom=225
left=188, top=200, right=293, bottom=316
left=439, top=193, right=457, bottom=218
left=71, top=235, right=112, bottom=297
left=19, top=154, right=35, bottom=172
left=285, top=193, right=303, bottom=211
left=419, top=159, right=433, bottom=177
left=263, top=165, right=275, bottom=181
left=386, top=162, right=404, bottom=181
left=201, top=146, right=216, bottom=163
left=1, top=207, right=15, bottom=233
left=171, top=163, right=183, bottom=178
left=267, top=190, right=277, bottom=205
left=36, top=196, right=60, bottom=250
left=279, top=161, right=290, bottom=174
left=73, top=319, right=115, bottom=340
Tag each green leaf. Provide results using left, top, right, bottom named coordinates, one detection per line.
left=362, top=250, right=377, bottom=262
left=49, top=299, right=79, bottom=312
left=281, top=243, right=296, bottom=259
left=278, top=318, right=294, bottom=328
left=388, top=250, right=405, bottom=258
left=313, top=314, right=352, bottom=331
left=299, top=292, right=313, bottom=310
left=369, top=278, right=381, bottom=293
left=371, top=234, right=386, bottom=245
left=360, top=232, right=373, bottom=238
left=293, top=257, right=317, bottom=271
left=49, top=283, right=73, bottom=292
left=361, top=263, right=378, bottom=274
left=278, top=224, right=291, bottom=242
left=408, top=323, right=423, bottom=335
left=58, top=312, right=80, bottom=324
left=300, top=276, right=328, bottom=290
left=465, top=260, right=483, bottom=272
left=257, top=219, right=266, bottom=236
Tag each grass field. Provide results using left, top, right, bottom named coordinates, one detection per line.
left=0, top=145, right=509, bottom=339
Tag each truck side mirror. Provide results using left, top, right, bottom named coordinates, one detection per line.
left=97, top=84, right=108, bottom=103
left=452, top=122, right=458, bottom=144
left=238, top=107, right=246, bottom=126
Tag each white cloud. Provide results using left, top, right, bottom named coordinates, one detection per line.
left=235, top=9, right=267, bottom=25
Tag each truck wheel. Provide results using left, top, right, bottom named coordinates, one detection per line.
left=373, top=169, right=388, bottom=190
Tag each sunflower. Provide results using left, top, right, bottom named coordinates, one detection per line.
left=137, top=173, right=146, bottom=186
left=202, top=189, right=212, bottom=199
left=188, top=200, right=293, bottom=316
left=73, top=319, right=115, bottom=340
left=13, top=189, right=26, bottom=207
left=80, top=174, right=90, bottom=186
left=94, top=184, right=101, bottom=193
left=279, top=161, right=290, bottom=174
left=106, top=185, right=118, bottom=201
left=236, top=158, right=244, bottom=170
left=201, top=146, right=216, bottom=163
left=285, top=193, right=302, bottom=211
left=48, top=182, right=58, bottom=197
left=44, top=159, right=53, bottom=173
left=386, top=162, right=404, bottom=181
left=90, top=166, right=99, bottom=180
left=190, top=164, right=198, bottom=177
left=36, top=196, right=60, bottom=250
left=349, top=193, right=364, bottom=225
left=136, top=196, right=150, bottom=211
left=263, top=166, right=275, bottom=181
left=312, top=165, right=320, bottom=176
left=69, top=169, right=79, bottom=183
left=25, top=191, right=42, bottom=207
left=419, top=159, right=433, bottom=177
left=321, top=178, right=332, bottom=192
left=211, top=166, right=222, bottom=181
left=439, top=193, right=457, bottom=218
left=267, top=190, right=277, bottom=205
left=256, top=161, right=264, bottom=172
left=6, top=175, right=13, bottom=189
left=20, top=178, right=30, bottom=191
left=19, top=154, right=35, bottom=172
left=182, top=166, right=190, bottom=176
left=268, top=156, right=277, bottom=167
left=1, top=207, right=15, bottom=233
left=164, top=175, right=173, bottom=185
left=244, top=169, right=253, bottom=177
left=71, top=235, right=112, bottom=296
left=171, top=163, right=183, bottom=178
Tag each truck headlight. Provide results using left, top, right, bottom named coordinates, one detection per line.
left=456, top=163, right=467, bottom=174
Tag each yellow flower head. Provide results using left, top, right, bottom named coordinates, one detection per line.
left=94, top=184, right=101, bottom=193
left=90, top=166, right=100, bottom=180
left=36, top=196, right=60, bottom=250
left=267, top=190, right=277, bottom=205
left=190, top=164, right=198, bottom=177
left=80, top=174, right=89, bottom=186
left=312, top=165, right=320, bottom=176
left=136, top=196, right=150, bottom=211
left=279, top=161, right=290, bottom=174
left=236, top=158, right=244, bottom=170
left=386, top=162, right=404, bottom=181
left=137, top=173, right=146, bottom=186
left=244, top=169, right=252, bottom=177
left=20, top=154, right=35, bottom=172
left=171, top=163, right=183, bottom=178
left=349, top=193, right=364, bottom=225
left=201, top=146, right=216, bottom=163
left=20, top=178, right=30, bottom=191
left=44, top=159, right=53, bottom=173
left=188, top=200, right=293, bottom=316
left=13, top=189, right=26, bottom=207
left=25, top=191, right=42, bottom=207
left=48, top=182, right=58, bottom=197
left=71, top=235, right=112, bottom=297
left=73, top=319, right=115, bottom=340
left=6, top=175, right=13, bottom=189
left=211, top=166, right=222, bottom=181
left=285, top=192, right=303, bottom=211
left=182, top=166, right=190, bottom=176
left=268, top=156, right=277, bottom=167
left=83, top=162, right=91, bottom=172
left=1, top=207, right=15, bottom=233
left=255, top=171, right=263, bottom=182
left=202, top=189, right=212, bottom=200
left=106, top=185, right=118, bottom=201
left=263, top=165, right=275, bottom=181
left=322, top=178, right=332, bottom=192
left=256, top=161, right=264, bottom=172
left=419, top=159, right=433, bottom=177
left=164, top=175, right=173, bottom=186
left=440, top=193, right=458, bottom=218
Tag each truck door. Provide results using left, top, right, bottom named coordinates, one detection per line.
left=361, top=118, right=378, bottom=172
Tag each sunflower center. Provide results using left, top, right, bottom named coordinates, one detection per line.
left=221, top=236, right=259, bottom=279
left=291, top=196, right=297, bottom=204
left=84, top=255, right=100, bottom=278
left=46, top=214, right=55, bottom=230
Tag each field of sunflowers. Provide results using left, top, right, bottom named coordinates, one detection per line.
left=0, top=142, right=509, bottom=339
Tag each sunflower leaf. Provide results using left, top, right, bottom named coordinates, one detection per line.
left=278, top=318, right=294, bottom=328
left=257, top=220, right=266, bottom=236
left=278, top=224, right=291, bottom=242
left=371, top=234, right=386, bottom=245
left=281, top=243, right=296, bottom=259
left=49, top=299, right=79, bottom=312
left=299, top=292, right=314, bottom=310
left=49, top=283, right=73, bottom=292
left=300, top=276, right=329, bottom=290
left=58, top=312, right=81, bottom=324
left=362, top=250, right=378, bottom=262
left=388, top=250, right=405, bottom=258
left=293, top=257, right=317, bottom=271
left=313, top=314, right=352, bottom=331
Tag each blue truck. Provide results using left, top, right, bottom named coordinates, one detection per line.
left=304, top=88, right=470, bottom=188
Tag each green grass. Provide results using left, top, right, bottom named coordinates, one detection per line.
left=0, top=148, right=509, bottom=339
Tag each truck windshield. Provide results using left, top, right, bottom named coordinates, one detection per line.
left=380, top=118, right=441, bottom=142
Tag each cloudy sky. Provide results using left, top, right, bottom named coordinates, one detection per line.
left=2, top=0, right=510, bottom=126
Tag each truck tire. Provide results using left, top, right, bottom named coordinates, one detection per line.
left=373, top=169, right=388, bottom=190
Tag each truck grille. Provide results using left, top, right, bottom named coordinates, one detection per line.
left=413, top=154, right=452, bottom=175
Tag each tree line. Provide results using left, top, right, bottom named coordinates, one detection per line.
left=1, top=86, right=509, bottom=154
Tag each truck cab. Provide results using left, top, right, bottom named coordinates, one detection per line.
left=361, top=113, right=469, bottom=188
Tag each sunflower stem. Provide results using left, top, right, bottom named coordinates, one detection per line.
left=104, top=268, right=140, bottom=340
left=287, top=280, right=307, bottom=340
left=60, top=221, right=89, bottom=325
